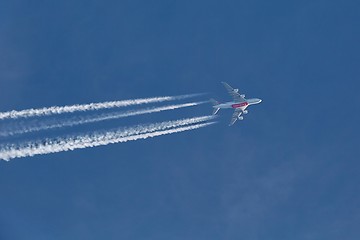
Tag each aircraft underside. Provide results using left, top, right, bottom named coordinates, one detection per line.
left=211, top=82, right=262, bottom=126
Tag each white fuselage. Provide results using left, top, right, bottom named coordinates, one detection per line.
left=214, top=98, right=262, bottom=111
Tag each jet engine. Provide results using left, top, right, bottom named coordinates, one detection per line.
left=240, top=94, right=245, bottom=98
left=238, top=116, right=244, bottom=120
left=243, top=110, right=248, bottom=114
left=233, top=89, right=239, bottom=93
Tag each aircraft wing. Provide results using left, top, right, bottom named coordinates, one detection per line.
left=229, top=108, right=242, bottom=126
left=221, top=82, right=246, bottom=102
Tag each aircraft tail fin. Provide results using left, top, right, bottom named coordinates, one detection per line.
left=210, top=98, right=220, bottom=115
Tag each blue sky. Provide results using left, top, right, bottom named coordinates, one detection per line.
left=0, top=0, right=359, bottom=239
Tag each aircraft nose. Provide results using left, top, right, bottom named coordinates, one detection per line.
left=259, top=99, right=262, bottom=103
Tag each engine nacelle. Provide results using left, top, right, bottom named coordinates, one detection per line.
left=238, top=116, right=244, bottom=120
left=233, top=89, right=239, bottom=93
left=243, top=110, right=248, bottom=114
left=240, top=94, right=245, bottom=98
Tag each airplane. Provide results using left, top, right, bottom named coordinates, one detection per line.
left=211, top=82, right=262, bottom=126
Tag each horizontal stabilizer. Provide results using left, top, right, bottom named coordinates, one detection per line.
left=209, top=98, right=219, bottom=106
left=210, top=98, right=220, bottom=115
left=213, top=108, right=220, bottom=115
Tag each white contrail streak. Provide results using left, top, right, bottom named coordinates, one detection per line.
left=0, top=116, right=216, bottom=161
left=0, top=101, right=207, bottom=137
left=0, top=93, right=203, bottom=120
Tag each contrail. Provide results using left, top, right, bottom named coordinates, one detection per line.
left=0, top=101, right=207, bottom=137
left=0, top=93, right=204, bottom=120
left=0, top=116, right=216, bottom=161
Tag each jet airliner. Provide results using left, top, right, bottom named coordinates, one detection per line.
left=211, top=82, right=262, bottom=126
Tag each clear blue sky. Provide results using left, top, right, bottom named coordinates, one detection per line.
left=0, top=0, right=359, bottom=239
